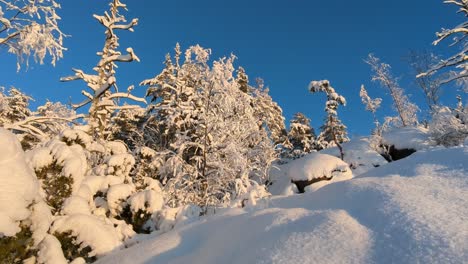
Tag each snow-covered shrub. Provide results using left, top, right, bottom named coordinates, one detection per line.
left=430, top=106, right=468, bottom=146
left=141, top=44, right=278, bottom=209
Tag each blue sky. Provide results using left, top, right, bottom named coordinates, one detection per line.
left=0, top=0, right=465, bottom=136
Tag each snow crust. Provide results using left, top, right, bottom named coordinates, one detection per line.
left=0, top=128, right=39, bottom=237
left=97, top=145, right=468, bottom=264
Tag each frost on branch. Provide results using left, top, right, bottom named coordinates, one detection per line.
left=366, top=54, right=419, bottom=127
left=60, top=0, right=145, bottom=139
left=0, top=0, right=66, bottom=70
left=360, top=85, right=382, bottom=135
left=418, top=0, right=468, bottom=87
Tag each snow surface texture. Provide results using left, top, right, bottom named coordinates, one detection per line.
left=97, top=145, right=468, bottom=264
left=0, top=128, right=39, bottom=237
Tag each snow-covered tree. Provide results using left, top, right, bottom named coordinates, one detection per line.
left=418, top=0, right=468, bottom=88
left=0, top=0, right=66, bottom=70
left=141, top=45, right=276, bottom=209
left=366, top=54, right=419, bottom=127
left=236, top=66, right=250, bottom=93
left=360, top=84, right=382, bottom=134
left=406, top=51, right=444, bottom=112
left=0, top=87, right=79, bottom=149
left=0, top=86, right=31, bottom=125
left=309, top=80, right=349, bottom=159
left=109, top=106, right=145, bottom=151
left=252, top=78, right=289, bottom=147
left=430, top=96, right=468, bottom=146
left=287, top=112, right=316, bottom=158
left=61, top=0, right=145, bottom=140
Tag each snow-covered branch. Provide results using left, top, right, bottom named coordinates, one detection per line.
left=0, top=0, right=66, bottom=70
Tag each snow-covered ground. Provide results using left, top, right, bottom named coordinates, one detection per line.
left=97, top=144, right=468, bottom=264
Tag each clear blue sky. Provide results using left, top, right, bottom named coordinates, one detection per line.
left=0, top=0, right=464, bottom=136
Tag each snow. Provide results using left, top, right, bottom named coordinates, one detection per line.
left=97, top=144, right=468, bottom=264
left=37, top=235, right=67, bottom=264
left=382, top=126, right=432, bottom=150
left=287, top=152, right=351, bottom=182
left=0, top=128, right=39, bottom=237
left=107, top=184, right=135, bottom=215
left=51, top=214, right=122, bottom=257
left=320, top=137, right=387, bottom=175
left=128, top=190, right=164, bottom=214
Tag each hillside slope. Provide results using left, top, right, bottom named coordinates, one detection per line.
left=97, top=145, right=468, bottom=264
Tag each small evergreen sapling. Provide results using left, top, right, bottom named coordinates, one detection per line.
left=309, top=80, right=349, bottom=160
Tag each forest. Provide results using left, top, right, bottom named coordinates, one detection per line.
left=0, top=0, right=467, bottom=263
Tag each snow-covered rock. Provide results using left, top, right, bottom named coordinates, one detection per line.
left=288, top=152, right=352, bottom=192
left=288, top=153, right=350, bottom=182
left=382, top=126, right=432, bottom=151
left=320, top=137, right=387, bottom=175
left=0, top=128, right=39, bottom=237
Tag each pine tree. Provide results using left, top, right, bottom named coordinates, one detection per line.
left=236, top=66, right=250, bottom=93
left=288, top=112, right=316, bottom=158
left=309, top=80, right=349, bottom=159
left=61, top=0, right=145, bottom=140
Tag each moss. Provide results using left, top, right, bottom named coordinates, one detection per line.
left=54, top=231, right=95, bottom=263
left=36, top=162, right=73, bottom=214
left=0, top=224, right=36, bottom=263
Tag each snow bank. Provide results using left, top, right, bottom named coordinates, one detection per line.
left=0, top=128, right=39, bottom=237
left=382, top=126, right=432, bottom=150
left=97, top=145, right=468, bottom=264
left=97, top=208, right=372, bottom=264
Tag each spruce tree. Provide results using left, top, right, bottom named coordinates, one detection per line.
left=288, top=112, right=316, bottom=158
left=309, top=80, right=349, bottom=159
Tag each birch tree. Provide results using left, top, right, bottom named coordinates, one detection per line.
left=366, top=54, right=419, bottom=127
